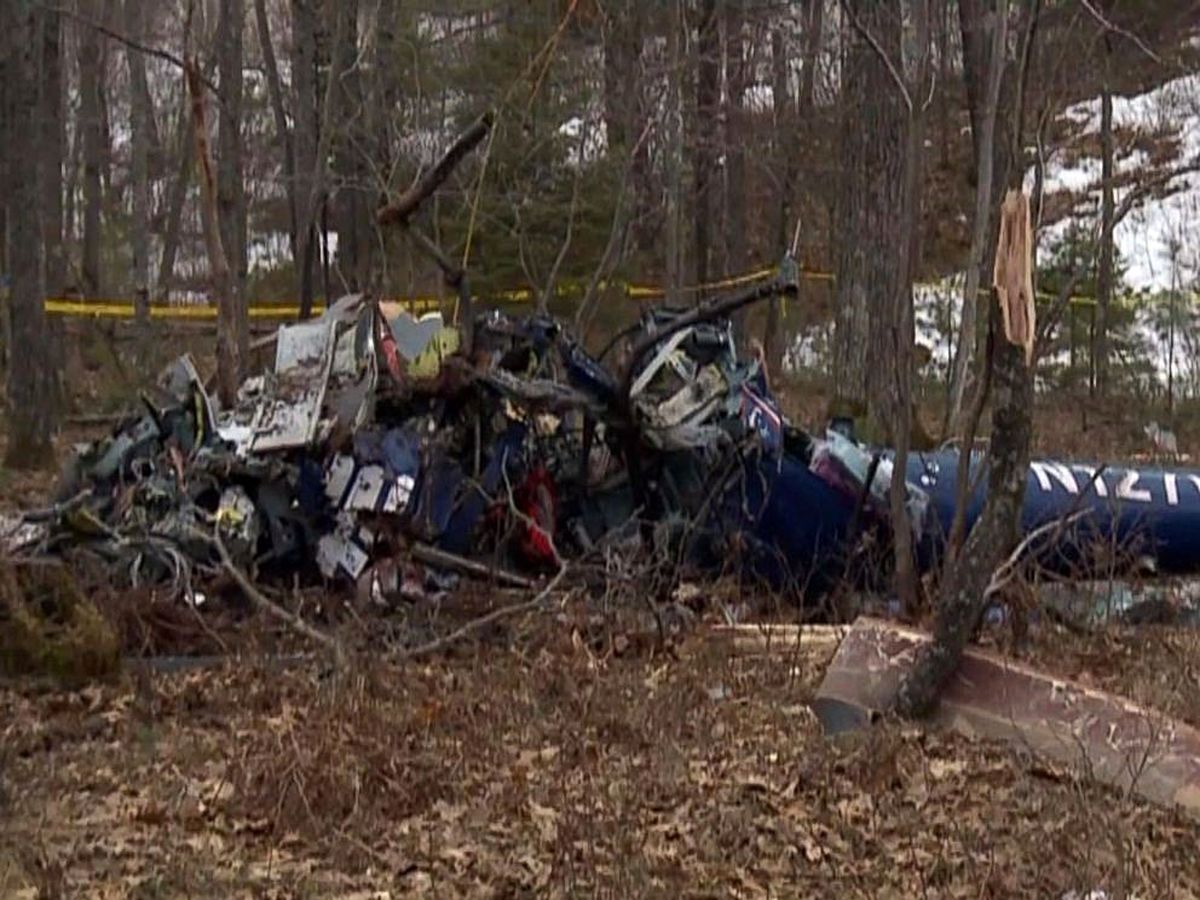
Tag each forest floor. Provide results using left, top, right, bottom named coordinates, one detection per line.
left=3, top=614, right=1200, bottom=898
left=5, top=367, right=1200, bottom=897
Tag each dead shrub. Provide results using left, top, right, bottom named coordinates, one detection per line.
left=228, top=664, right=449, bottom=853
left=0, top=559, right=121, bottom=686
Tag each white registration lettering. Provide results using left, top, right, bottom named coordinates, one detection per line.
left=1116, top=470, right=1152, bottom=503
left=1072, top=465, right=1108, bottom=498
left=1031, top=461, right=1079, bottom=494
left=1189, top=475, right=1200, bottom=499
left=1166, top=472, right=1179, bottom=506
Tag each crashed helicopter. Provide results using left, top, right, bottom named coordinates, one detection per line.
left=8, top=257, right=1200, bottom=620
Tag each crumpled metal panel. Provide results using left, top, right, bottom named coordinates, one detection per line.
left=813, top=617, right=1200, bottom=819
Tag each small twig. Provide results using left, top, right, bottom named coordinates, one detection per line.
left=984, top=509, right=1091, bottom=601
left=206, top=528, right=347, bottom=667
left=1078, top=0, right=1162, bottom=64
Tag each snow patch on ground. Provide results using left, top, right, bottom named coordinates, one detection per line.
left=1036, top=72, right=1200, bottom=292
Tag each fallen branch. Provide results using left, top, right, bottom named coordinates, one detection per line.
left=208, top=529, right=347, bottom=668
left=410, top=542, right=536, bottom=590
left=396, top=564, right=567, bottom=661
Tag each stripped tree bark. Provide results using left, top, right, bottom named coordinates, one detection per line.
left=897, top=3, right=1041, bottom=717
left=896, top=191, right=1036, bottom=717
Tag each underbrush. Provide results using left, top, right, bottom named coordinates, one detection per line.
left=0, top=560, right=120, bottom=686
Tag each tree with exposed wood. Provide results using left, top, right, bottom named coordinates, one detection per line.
left=897, top=2, right=1042, bottom=718
left=186, top=61, right=241, bottom=406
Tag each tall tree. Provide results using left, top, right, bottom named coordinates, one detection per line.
left=832, top=0, right=908, bottom=427
left=39, top=4, right=67, bottom=411
left=1094, top=34, right=1114, bottom=396
left=946, top=0, right=1009, bottom=435
left=692, top=0, right=719, bottom=295
left=721, top=0, right=747, bottom=280
left=291, top=0, right=320, bottom=316
left=764, top=25, right=793, bottom=374
left=78, top=0, right=104, bottom=297
left=897, top=2, right=1041, bottom=717
left=217, top=0, right=248, bottom=312
left=664, top=0, right=684, bottom=302
left=5, top=0, right=57, bottom=466
left=125, top=0, right=153, bottom=337
left=186, top=61, right=240, bottom=404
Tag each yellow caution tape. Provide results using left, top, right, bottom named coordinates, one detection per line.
left=41, top=265, right=1170, bottom=321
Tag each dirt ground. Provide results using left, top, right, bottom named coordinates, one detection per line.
left=3, top=616, right=1200, bottom=899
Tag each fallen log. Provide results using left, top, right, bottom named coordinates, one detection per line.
left=813, top=617, right=1200, bottom=819
left=707, top=623, right=849, bottom=657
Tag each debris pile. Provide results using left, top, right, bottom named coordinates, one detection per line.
left=17, top=273, right=922, bottom=610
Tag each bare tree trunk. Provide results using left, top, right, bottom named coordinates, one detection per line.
left=764, top=25, right=793, bottom=376
left=896, top=214, right=1034, bottom=716
left=889, top=0, right=932, bottom=617
left=723, top=0, right=747, bottom=279
left=125, top=0, right=152, bottom=352
left=157, top=104, right=191, bottom=301
left=186, top=62, right=239, bottom=405
left=39, top=4, right=67, bottom=412
left=78, top=0, right=104, bottom=297
left=664, top=0, right=683, bottom=303
left=217, top=0, right=247, bottom=325
left=946, top=0, right=1009, bottom=436
left=1095, top=36, right=1114, bottom=397
left=291, top=0, right=319, bottom=317
left=897, top=0, right=1041, bottom=717
left=5, top=0, right=57, bottom=467
left=833, top=0, right=908, bottom=426
left=331, top=0, right=372, bottom=291
left=255, top=0, right=297, bottom=258
left=692, top=0, right=719, bottom=298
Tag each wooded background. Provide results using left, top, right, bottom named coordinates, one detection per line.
left=1, top=0, right=1198, bottom=465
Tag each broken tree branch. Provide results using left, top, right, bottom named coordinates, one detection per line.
left=377, top=112, right=494, bottom=227
left=208, top=529, right=347, bottom=667
left=411, top=542, right=536, bottom=590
